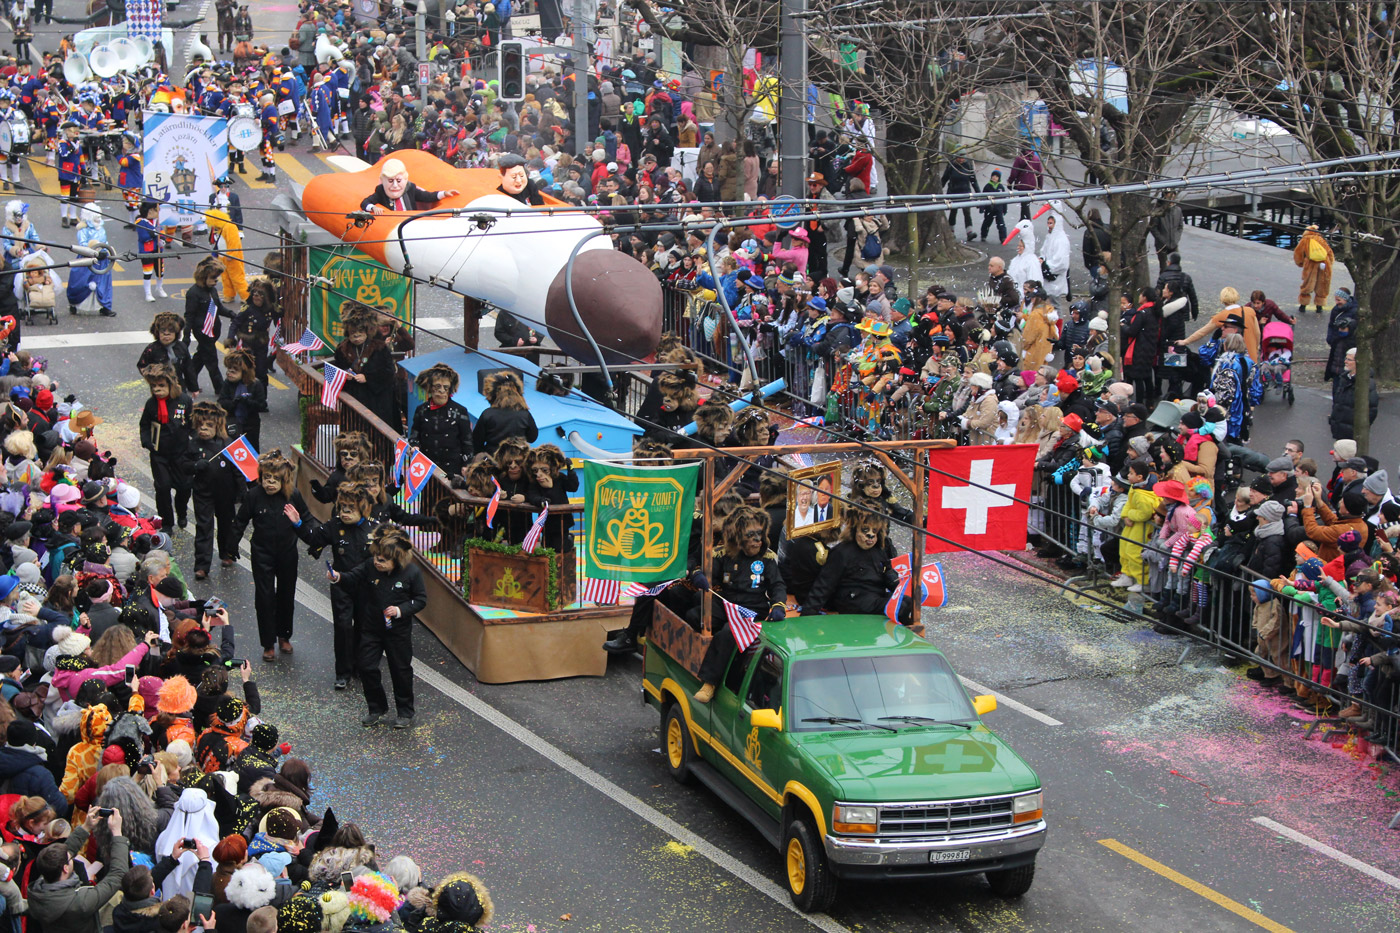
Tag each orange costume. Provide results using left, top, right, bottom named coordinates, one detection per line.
left=1294, top=225, right=1334, bottom=312
left=60, top=704, right=112, bottom=803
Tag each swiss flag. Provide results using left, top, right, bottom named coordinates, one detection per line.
left=924, top=445, right=1036, bottom=553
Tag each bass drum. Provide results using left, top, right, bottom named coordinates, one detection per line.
left=0, top=123, right=10, bottom=163
left=228, top=116, right=263, bottom=152
left=234, top=101, right=257, bottom=119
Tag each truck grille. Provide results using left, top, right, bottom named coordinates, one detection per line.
left=878, top=796, right=1017, bottom=837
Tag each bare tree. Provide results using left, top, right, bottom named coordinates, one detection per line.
left=1004, top=1, right=1247, bottom=351
left=1221, top=0, right=1400, bottom=450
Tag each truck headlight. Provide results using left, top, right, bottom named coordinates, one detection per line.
left=1013, top=791, right=1043, bottom=824
left=833, top=804, right=878, bottom=834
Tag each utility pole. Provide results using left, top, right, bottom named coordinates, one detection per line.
left=778, top=0, right=808, bottom=198
left=415, top=0, right=428, bottom=62
left=572, top=0, right=597, bottom=157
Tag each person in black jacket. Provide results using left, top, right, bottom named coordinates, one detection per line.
left=289, top=484, right=374, bottom=691
left=1082, top=208, right=1112, bottom=275
left=493, top=309, right=541, bottom=350
left=1155, top=252, right=1199, bottom=321
left=0, top=720, right=67, bottom=816
left=232, top=451, right=307, bottom=662
left=407, top=363, right=473, bottom=477
left=803, top=509, right=899, bottom=616
left=187, top=402, right=245, bottom=579
left=940, top=155, right=978, bottom=239
left=232, top=276, right=279, bottom=385
left=1120, top=287, right=1162, bottom=405
left=136, top=311, right=193, bottom=382
left=138, top=363, right=193, bottom=531
left=1329, top=347, right=1379, bottom=440
left=333, top=303, right=398, bottom=428
left=310, top=431, right=370, bottom=504
left=217, top=348, right=267, bottom=452
left=693, top=507, right=788, bottom=703
left=472, top=371, right=538, bottom=454
left=348, top=462, right=436, bottom=528
left=333, top=525, right=426, bottom=729
left=524, top=444, right=576, bottom=553
left=183, top=257, right=232, bottom=396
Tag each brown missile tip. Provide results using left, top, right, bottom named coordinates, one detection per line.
left=545, top=250, right=663, bottom=366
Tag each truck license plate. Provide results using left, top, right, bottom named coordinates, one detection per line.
left=929, top=849, right=972, bottom=864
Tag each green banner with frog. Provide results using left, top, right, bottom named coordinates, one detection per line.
left=307, top=247, right=414, bottom=353
left=584, top=460, right=699, bottom=582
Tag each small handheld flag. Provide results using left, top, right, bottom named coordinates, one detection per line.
left=403, top=449, right=435, bottom=505
left=321, top=362, right=348, bottom=409
left=723, top=599, right=762, bottom=652
left=885, top=575, right=910, bottom=623
left=201, top=298, right=217, bottom=338
left=392, top=437, right=410, bottom=486
left=522, top=503, right=548, bottom=554
left=485, top=477, right=502, bottom=528
left=266, top=321, right=281, bottom=361
left=281, top=327, right=326, bottom=356
left=582, top=577, right=620, bottom=605
left=220, top=435, right=259, bottom=482
left=622, top=580, right=677, bottom=599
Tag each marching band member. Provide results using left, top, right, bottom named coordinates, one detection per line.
left=116, top=131, right=143, bottom=226
left=56, top=121, right=85, bottom=228
left=225, top=78, right=251, bottom=175
left=33, top=87, right=63, bottom=166
left=136, top=200, right=167, bottom=302
left=257, top=92, right=281, bottom=183
left=0, top=91, right=30, bottom=191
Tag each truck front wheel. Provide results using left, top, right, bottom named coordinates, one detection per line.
left=782, top=817, right=836, bottom=912
left=986, top=860, right=1036, bottom=898
left=662, top=704, right=695, bottom=785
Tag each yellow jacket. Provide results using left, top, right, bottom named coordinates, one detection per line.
left=207, top=209, right=249, bottom=302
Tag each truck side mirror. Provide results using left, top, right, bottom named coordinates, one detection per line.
left=972, top=695, right=997, bottom=716
left=750, top=708, right=782, bottom=730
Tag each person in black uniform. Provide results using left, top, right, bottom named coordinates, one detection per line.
left=233, top=450, right=307, bottom=662
left=333, top=525, right=426, bottom=730
left=183, top=257, right=232, bottom=395
left=524, top=444, right=577, bottom=553
left=186, top=401, right=246, bottom=580
left=407, top=363, right=473, bottom=477
left=472, top=372, right=538, bottom=454
left=803, top=508, right=900, bottom=616
left=490, top=436, right=533, bottom=545
left=288, top=483, right=374, bottom=692
left=138, top=363, right=193, bottom=531
left=495, top=153, right=546, bottom=205
left=692, top=506, right=788, bottom=703
left=136, top=311, right=193, bottom=381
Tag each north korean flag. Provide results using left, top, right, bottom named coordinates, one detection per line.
left=924, top=444, right=1036, bottom=553
left=404, top=450, right=436, bottom=505
left=221, top=435, right=260, bottom=482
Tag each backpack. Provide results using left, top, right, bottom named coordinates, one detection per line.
left=1307, top=237, right=1328, bottom=262
left=860, top=232, right=882, bottom=260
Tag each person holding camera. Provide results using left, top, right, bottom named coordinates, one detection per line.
left=27, top=806, right=129, bottom=933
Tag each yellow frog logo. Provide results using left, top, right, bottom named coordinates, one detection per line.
left=744, top=726, right=763, bottom=771
left=492, top=568, right=524, bottom=601
left=597, top=507, right=670, bottom=561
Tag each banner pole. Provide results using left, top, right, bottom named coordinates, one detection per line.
left=701, top=457, right=714, bottom=636
left=911, top=456, right=925, bottom=634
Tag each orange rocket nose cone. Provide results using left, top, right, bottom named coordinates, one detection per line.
left=545, top=250, right=663, bottom=366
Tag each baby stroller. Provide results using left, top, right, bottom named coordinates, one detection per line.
left=16, top=250, right=59, bottom=325
left=1260, top=319, right=1294, bottom=406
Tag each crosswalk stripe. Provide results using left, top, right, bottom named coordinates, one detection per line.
left=273, top=152, right=319, bottom=186
left=27, top=162, right=62, bottom=197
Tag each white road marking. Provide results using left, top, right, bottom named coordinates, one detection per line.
left=23, top=330, right=153, bottom=349
left=958, top=676, right=1064, bottom=727
left=123, top=464, right=847, bottom=931
left=1251, top=817, right=1400, bottom=890
left=418, top=665, right=852, bottom=933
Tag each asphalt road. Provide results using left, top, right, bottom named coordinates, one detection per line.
left=11, top=2, right=1400, bottom=930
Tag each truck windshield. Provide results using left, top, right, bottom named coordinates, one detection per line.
left=790, top=654, right=976, bottom=732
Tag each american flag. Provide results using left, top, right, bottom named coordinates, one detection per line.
left=522, top=502, right=548, bottom=554
left=321, top=362, right=349, bottom=409
left=266, top=321, right=281, bottom=361
left=281, top=327, right=326, bottom=355
left=201, top=299, right=218, bottom=338
left=582, top=577, right=620, bottom=605
left=723, top=599, right=762, bottom=651
left=485, top=477, right=502, bottom=528
left=622, top=579, right=677, bottom=599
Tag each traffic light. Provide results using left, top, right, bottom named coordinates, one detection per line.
left=499, top=40, right=525, bottom=102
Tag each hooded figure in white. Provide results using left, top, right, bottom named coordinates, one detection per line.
left=994, top=399, right=1022, bottom=444
left=1040, top=203, right=1072, bottom=300
left=153, top=788, right=221, bottom=898
left=1004, top=219, right=1042, bottom=294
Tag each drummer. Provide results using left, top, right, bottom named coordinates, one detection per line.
left=33, top=88, right=63, bottom=167
left=225, top=79, right=251, bottom=175
left=0, top=90, right=30, bottom=192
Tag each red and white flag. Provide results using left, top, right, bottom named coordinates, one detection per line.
left=582, top=577, right=620, bottom=605
left=723, top=599, right=762, bottom=651
left=522, top=503, right=548, bottom=554
left=485, top=477, right=501, bottom=528
left=220, top=435, right=259, bottom=482
left=321, top=363, right=349, bottom=409
left=924, top=444, right=1036, bottom=553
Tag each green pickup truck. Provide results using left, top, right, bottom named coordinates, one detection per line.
left=642, top=612, right=1046, bottom=912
